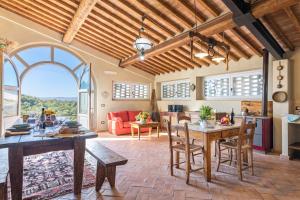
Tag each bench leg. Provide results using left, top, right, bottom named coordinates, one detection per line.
left=107, top=166, right=116, bottom=187
left=96, top=162, right=105, bottom=191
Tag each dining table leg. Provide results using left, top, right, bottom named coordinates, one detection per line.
left=74, top=138, right=86, bottom=195
left=9, top=145, right=23, bottom=200
left=203, top=134, right=211, bottom=182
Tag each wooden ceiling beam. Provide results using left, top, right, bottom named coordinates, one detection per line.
left=166, top=50, right=198, bottom=69
left=177, top=0, right=206, bottom=23
left=63, top=0, right=98, bottom=43
left=147, top=58, right=176, bottom=72
left=118, top=0, right=175, bottom=36
left=159, top=53, right=189, bottom=70
left=93, top=4, right=160, bottom=44
left=252, top=0, right=299, bottom=18
left=119, top=12, right=234, bottom=67
left=132, top=63, right=159, bottom=75
left=132, top=0, right=184, bottom=32
left=76, top=32, right=129, bottom=58
left=33, top=0, right=74, bottom=19
left=86, top=15, right=133, bottom=42
left=77, top=29, right=134, bottom=56
left=284, top=6, right=300, bottom=32
left=261, top=16, right=295, bottom=51
left=223, top=0, right=284, bottom=59
left=0, top=3, right=66, bottom=34
left=1, top=0, right=68, bottom=30
left=153, top=56, right=184, bottom=71
left=47, top=0, right=76, bottom=14
left=155, top=0, right=193, bottom=29
left=196, top=0, right=220, bottom=17
left=142, top=61, right=168, bottom=74
left=143, top=60, right=170, bottom=73
left=100, top=0, right=167, bottom=41
left=230, top=28, right=263, bottom=56
left=89, top=11, right=136, bottom=40
left=75, top=35, right=123, bottom=59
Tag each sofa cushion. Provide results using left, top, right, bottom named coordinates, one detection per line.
left=118, top=111, right=129, bottom=122
left=110, top=112, right=119, bottom=119
left=128, top=111, right=141, bottom=122
left=123, top=122, right=131, bottom=128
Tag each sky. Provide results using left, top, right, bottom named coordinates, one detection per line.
left=4, top=46, right=85, bottom=98
left=21, top=64, right=77, bottom=98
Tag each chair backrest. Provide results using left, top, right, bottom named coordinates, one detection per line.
left=177, top=114, right=191, bottom=123
left=238, top=117, right=257, bottom=147
left=167, top=120, right=189, bottom=147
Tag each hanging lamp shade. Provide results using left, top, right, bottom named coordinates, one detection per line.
left=133, top=37, right=152, bottom=51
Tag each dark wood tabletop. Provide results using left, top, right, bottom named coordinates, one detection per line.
left=0, top=128, right=97, bottom=200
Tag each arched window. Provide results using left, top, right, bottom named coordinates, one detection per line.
left=6, top=44, right=96, bottom=129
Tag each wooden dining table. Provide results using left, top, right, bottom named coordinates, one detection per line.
left=0, top=127, right=97, bottom=200
left=173, top=123, right=241, bottom=182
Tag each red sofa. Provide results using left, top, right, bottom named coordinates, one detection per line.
left=107, top=111, right=151, bottom=135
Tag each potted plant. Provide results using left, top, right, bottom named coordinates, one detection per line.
left=136, top=111, right=150, bottom=124
left=199, top=105, right=213, bottom=128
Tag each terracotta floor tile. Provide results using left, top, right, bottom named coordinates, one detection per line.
left=55, top=132, right=300, bottom=200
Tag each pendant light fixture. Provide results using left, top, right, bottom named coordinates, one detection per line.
left=133, top=15, right=153, bottom=61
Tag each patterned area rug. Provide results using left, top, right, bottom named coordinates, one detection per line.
left=11, top=151, right=96, bottom=200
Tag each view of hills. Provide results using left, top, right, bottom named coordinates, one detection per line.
left=21, top=94, right=77, bottom=119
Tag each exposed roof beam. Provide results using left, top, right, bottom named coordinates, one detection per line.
left=119, top=12, right=234, bottom=67
left=222, top=0, right=284, bottom=59
left=63, top=0, right=98, bottom=43
left=251, top=0, right=299, bottom=18
left=284, top=6, right=300, bottom=32
left=261, top=16, right=295, bottom=51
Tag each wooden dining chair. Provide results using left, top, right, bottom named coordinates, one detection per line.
left=216, top=117, right=256, bottom=180
left=167, top=120, right=204, bottom=184
left=176, top=115, right=202, bottom=164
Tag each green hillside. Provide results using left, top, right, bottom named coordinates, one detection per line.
left=21, top=95, right=77, bottom=119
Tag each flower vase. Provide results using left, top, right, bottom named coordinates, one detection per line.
left=200, top=120, right=208, bottom=128
left=140, top=119, right=147, bottom=124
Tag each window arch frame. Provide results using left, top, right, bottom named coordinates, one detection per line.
left=7, top=43, right=97, bottom=128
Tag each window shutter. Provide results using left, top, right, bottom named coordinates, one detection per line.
left=113, top=82, right=149, bottom=100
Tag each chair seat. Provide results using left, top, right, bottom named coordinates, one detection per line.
left=173, top=143, right=203, bottom=153
left=220, top=141, right=251, bottom=149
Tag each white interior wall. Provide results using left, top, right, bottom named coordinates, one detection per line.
left=0, top=8, right=154, bottom=131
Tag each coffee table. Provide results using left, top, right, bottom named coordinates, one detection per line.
left=130, top=122, right=160, bottom=140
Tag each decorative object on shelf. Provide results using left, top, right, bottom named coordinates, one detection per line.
left=190, top=83, right=196, bottom=91
left=272, top=91, right=288, bottom=103
left=199, top=105, right=213, bottom=128
left=133, top=15, right=153, bottom=61
left=135, top=111, right=150, bottom=124
left=276, top=61, right=284, bottom=88
left=189, top=1, right=230, bottom=70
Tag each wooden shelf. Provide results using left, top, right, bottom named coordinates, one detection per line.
left=289, top=142, right=300, bottom=151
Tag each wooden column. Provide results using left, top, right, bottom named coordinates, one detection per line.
left=262, top=49, right=269, bottom=116
left=0, top=50, right=3, bottom=137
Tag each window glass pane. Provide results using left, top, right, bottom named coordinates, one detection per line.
left=11, top=56, right=25, bottom=75
left=75, top=65, right=84, bottom=79
left=113, top=82, right=149, bottom=100
left=18, top=46, right=51, bottom=65
left=3, top=88, right=18, bottom=117
left=80, top=67, right=90, bottom=89
left=161, top=79, right=190, bottom=99
left=79, top=92, right=88, bottom=114
left=204, top=77, right=229, bottom=97
left=54, top=48, right=82, bottom=69
left=4, top=59, right=18, bottom=87
left=232, top=74, right=262, bottom=97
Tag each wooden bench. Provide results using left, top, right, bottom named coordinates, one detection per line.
left=0, top=148, right=8, bottom=200
left=86, top=139, right=128, bottom=191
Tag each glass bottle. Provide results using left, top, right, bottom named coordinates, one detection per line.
left=230, top=108, right=235, bottom=124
